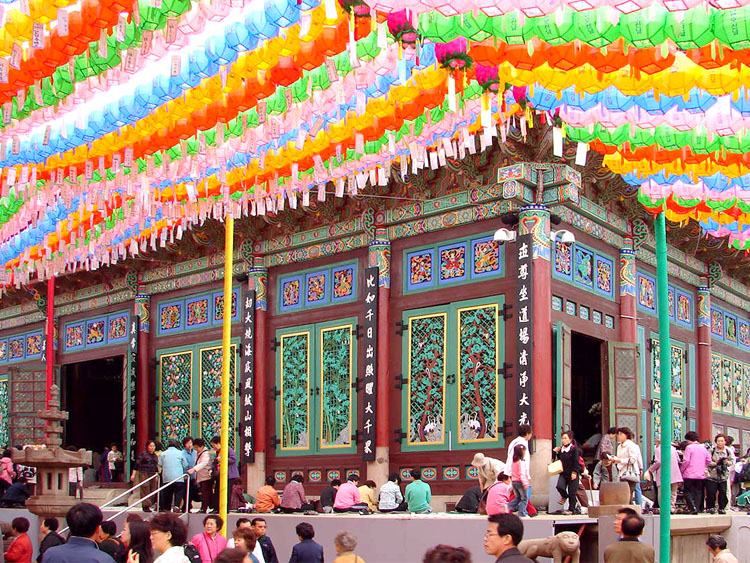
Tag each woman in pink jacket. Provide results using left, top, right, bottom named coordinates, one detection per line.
left=0, top=449, right=15, bottom=495
left=190, top=515, right=227, bottom=562
left=680, top=431, right=712, bottom=514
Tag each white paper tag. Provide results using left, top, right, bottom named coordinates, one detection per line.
left=124, top=147, right=134, bottom=167
left=116, top=14, right=127, bottom=42
left=170, top=55, right=181, bottom=77
left=10, top=44, right=21, bottom=70
left=19, top=0, right=30, bottom=16
left=32, top=23, right=44, bottom=49
left=575, top=141, right=588, bottom=166
left=324, top=0, right=337, bottom=20
left=43, top=125, right=51, bottom=145
left=2, top=103, right=10, bottom=124
left=0, top=59, right=8, bottom=83
left=124, top=49, right=137, bottom=73
left=58, top=9, right=69, bottom=36
left=257, top=100, right=266, bottom=124
left=325, top=58, right=339, bottom=83
left=166, top=18, right=177, bottom=43
left=553, top=127, right=563, bottom=157
left=98, top=30, right=108, bottom=58
left=85, top=160, right=93, bottom=180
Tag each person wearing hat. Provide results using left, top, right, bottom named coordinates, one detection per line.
left=471, top=453, right=506, bottom=491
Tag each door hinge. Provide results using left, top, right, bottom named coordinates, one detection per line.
left=268, top=386, right=280, bottom=400
left=499, top=363, right=514, bottom=379
left=501, top=304, right=513, bottom=320
left=355, top=324, right=364, bottom=340
left=351, top=430, right=360, bottom=445
left=393, top=428, right=407, bottom=444
left=395, top=320, right=408, bottom=336
left=269, top=435, right=281, bottom=447
left=500, top=421, right=513, bottom=438
left=394, top=374, right=408, bottom=390
left=270, top=338, right=281, bottom=351
left=446, top=373, right=456, bottom=385
left=351, top=378, right=363, bottom=392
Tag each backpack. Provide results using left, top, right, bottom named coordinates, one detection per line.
left=183, top=543, right=202, bottom=563
left=737, top=462, right=750, bottom=484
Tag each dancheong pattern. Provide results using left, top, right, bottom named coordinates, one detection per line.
left=320, top=326, right=353, bottom=448
left=408, top=314, right=446, bottom=445
left=711, top=354, right=722, bottom=410
left=281, top=333, right=310, bottom=449
left=160, top=352, right=192, bottom=441
left=200, top=346, right=237, bottom=449
left=0, top=379, right=8, bottom=449
left=458, top=305, right=498, bottom=442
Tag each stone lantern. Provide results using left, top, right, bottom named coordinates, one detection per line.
left=11, top=385, right=92, bottom=517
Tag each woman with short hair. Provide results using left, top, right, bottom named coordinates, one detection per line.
left=147, top=512, right=189, bottom=563
left=191, top=515, right=227, bottom=563
left=706, top=434, right=736, bottom=514
left=614, top=427, right=643, bottom=504
left=333, top=531, right=365, bottom=563
left=553, top=430, right=583, bottom=515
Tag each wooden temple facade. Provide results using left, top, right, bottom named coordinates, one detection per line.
left=0, top=140, right=749, bottom=502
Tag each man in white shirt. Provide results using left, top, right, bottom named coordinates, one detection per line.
left=504, top=424, right=532, bottom=478
left=226, top=517, right=265, bottom=563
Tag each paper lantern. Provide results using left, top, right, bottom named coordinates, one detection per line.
left=388, top=10, right=419, bottom=45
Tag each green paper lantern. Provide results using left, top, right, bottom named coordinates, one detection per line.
left=461, top=12, right=493, bottom=42
left=565, top=9, right=620, bottom=48
left=711, top=7, right=750, bottom=50
left=534, top=12, right=574, bottom=46
left=419, top=13, right=462, bottom=43
left=620, top=7, right=669, bottom=49
left=490, top=13, right=533, bottom=45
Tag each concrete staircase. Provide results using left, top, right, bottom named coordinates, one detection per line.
left=81, top=482, right=132, bottom=508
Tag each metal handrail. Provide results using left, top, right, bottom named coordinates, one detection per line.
left=106, top=472, right=192, bottom=523
left=60, top=473, right=192, bottom=534
left=98, top=473, right=161, bottom=510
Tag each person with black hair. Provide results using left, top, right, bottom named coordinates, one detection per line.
left=423, top=545, right=471, bottom=563
left=0, top=449, right=15, bottom=494
left=191, top=515, right=227, bottom=563
left=44, top=503, right=114, bottom=562
left=289, top=523, right=323, bottom=563
left=226, top=519, right=263, bottom=563
left=333, top=474, right=369, bottom=513
left=254, top=476, right=281, bottom=514
left=98, top=521, right=124, bottom=560
left=279, top=475, right=314, bottom=513
left=209, top=437, right=239, bottom=511
left=5, top=517, right=32, bottom=563
left=706, top=535, right=738, bottom=563
left=706, top=434, right=736, bottom=514
left=251, top=519, right=277, bottom=563
left=188, top=438, right=213, bottom=514
left=483, top=514, right=532, bottom=562
left=454, top=485, right=482, bottom=514
left=159, top=440, right=189, bottom=513
left=680, top=431, right=711, bottom=514
left=614, top=427, right=643, bottom=505
left=38, top=517, right=65, bottom=562
left=613, top=507, right=638, bottom=537
left=149, top=512, right=188, bottom=563
left=552, top=431, right=582, bottom=515
left=212, top=548, right=250, bottom=563
left=122, top=519, right=153, bottom=563
left=405, top=469, right=432, bottom=513
left=378, top=473, right=406, bottom=512
left=0, top=476, right=31, bottom=507
left=131, top=441, right=159, bottom=513
left=319, top=479, right=340, bottom=514
left=603, top=514, right=654, bottom=563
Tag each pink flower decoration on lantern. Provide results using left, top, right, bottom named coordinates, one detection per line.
left=475, top=64, right=500, bottom=92
left=387, top=10, right=419, bottom=45
left=435, top=37, right=473, bottom=72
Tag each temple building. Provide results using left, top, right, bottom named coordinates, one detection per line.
left=1, top=134, right=748, bottom=504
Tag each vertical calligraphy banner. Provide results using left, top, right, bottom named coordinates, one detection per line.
left=515, top=235, right=533, bottom=428
left=361, top=266, right=378, bottom=461
left=240, top=289, right=256, bottom=463
left=128, top=316, right=139, bottom=465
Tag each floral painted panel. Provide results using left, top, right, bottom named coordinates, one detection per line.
left=0, top=341, right=6, bottom=361
left=472, top=238, right=500, bottom=276
left=554, top=241, right=572, bottom=278
left=667, top=288, right=675, bottom=319
left=712, top=310, right=724, bottom=338
left=573, top=247, right=594, bottom=287
left=8, top=338, right=24, bottom=360
left=159, top=352, right=192, bottom=441
left=0, top=380, right=8, bottom=449
left=722, top=358, right=733, bottom=414
left=734, top=362, right=743, bottom=416
left=670, top=345, right=684, bottom=398
left=108, top=315, right=128, bottom=341
left=744, top=365, right=750, bottom=418
left=86, top=320, right=106, bottom=345
left=651, top=339, right=661, bottom=396
left=677, top=293, right=692, bottom=325
left=740, top=322, right=750, bottom=348
left=595, top=257, right=613, bottom=295
left=305, top=272, right=327, bottom=304
left=408, top=251, right=433, bottom=287
left=439, top=244, right=466, bottom=282
left=200, top=345, right=237, bottom=448
left=320, top=326, right=353, bottom=448
left=457, top=305, right=498, bottom=442
left=160, top=304, right=182, bottom=332
left=186, top=298, right=209, bottom=327
left=408, top=313, right=447, bottom=445
left=711, top=354, right=722, bottom=410
left=332, top=267, right=355, bottom=300
left=65, top=324, right=83, bottom=350
left=213, top=292, right=238, bottom=322
left=280, top=332, right=310, bottom=450
left=26, top=334, right=42, bottom=357
left=652, top=398, right=661, bottom=437
left=282, top=279, right=301, bottom=308
left=638, top=274, right=656, bottom=311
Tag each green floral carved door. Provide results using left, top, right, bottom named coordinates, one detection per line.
left=275, top=319, right=357, bottom=456
left=199, top=345, right=237, bottom=448
left=402, top=297, right=505, bottom=452
left=157, top=340, right=240, bottom=445
left=158, top=350, right=193, bottom=442
left=0, top=376, right=9, bottom=449
left=650, top=336, right=688, bottom=447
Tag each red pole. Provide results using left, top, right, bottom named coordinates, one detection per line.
left=696, top=279, right=713, bottom=441
left=619, top=239, right=638, bottom=344
left=46, top=277, right=55, bottom=407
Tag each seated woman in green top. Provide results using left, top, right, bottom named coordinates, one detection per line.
left=405, top=468, right=433, bottom=513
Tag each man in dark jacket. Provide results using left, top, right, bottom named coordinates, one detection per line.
left=484, top=514, right=533, bottom=563
left=43, top=503, right=113, bottom=563
left=0, top=477, right=30, bottom=508
left=319, top=479, right=340, bottom=513
left=455, top=485, right=482, bottom=513
left=251, top=518, right=278, bottom=563
left=38, top=517, right=65, bottom=562
left=289, top=522, right=323, bottom=563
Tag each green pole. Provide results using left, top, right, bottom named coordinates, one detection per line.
left=655, top=212, right=672, bottom=563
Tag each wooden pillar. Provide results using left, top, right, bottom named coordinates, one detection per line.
left=368, top=227, right=391, bottom=484
left=696, top=277, right=712, bottom=441
left=134, top=292, right=151, bottom=453
left=249, top=255, right=268, bottom=493
left=619, top=237, right=638, bottom=344
left=518, top=204, right=552, bottom=506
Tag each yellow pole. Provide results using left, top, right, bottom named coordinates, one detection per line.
left=219, top=215, right=234, bottom=534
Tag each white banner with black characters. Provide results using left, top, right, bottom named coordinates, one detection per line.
left=515, top=234, right=533, bottom=428
left=240, top=289, right=256, bottom=463
left=361, top=266, right=378, bottom=461
left=128, top=316, right=139, bottom=464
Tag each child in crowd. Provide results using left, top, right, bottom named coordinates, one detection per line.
left=485, top=473, right=513, bottom=516
left=508, top=444, right=530, bottom=517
